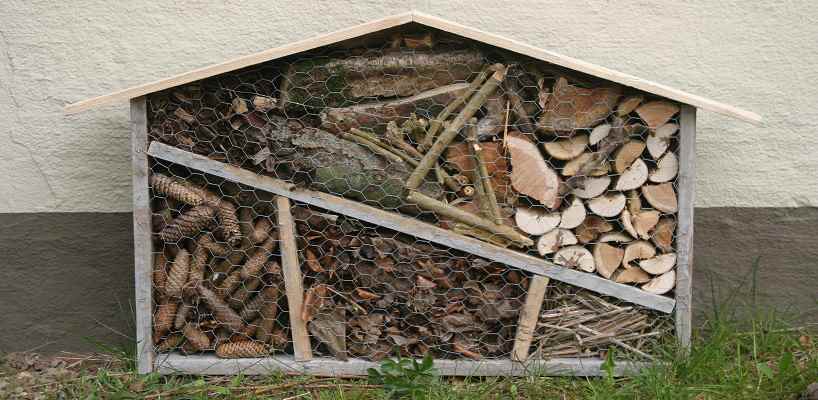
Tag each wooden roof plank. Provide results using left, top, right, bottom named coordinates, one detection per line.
left=64, top=10, right=761, bottom=125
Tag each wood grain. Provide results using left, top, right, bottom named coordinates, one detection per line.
left=675, top=105, right=696, bottom=349
left=276, top=196, right=313, bottom=361
left=511, top=276, right=549, bottom=362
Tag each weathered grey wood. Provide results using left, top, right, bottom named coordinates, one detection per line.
left=276, top=196, right=313, bottom=361
left=147, top=142, right=676, bottom=313
left=131, top=97, right=154, bottom=374
left=511, top=276, right=549, bottom=362
left=154, top=353, right=651, bottom=377
left=675, top=105, right=696, bottom=349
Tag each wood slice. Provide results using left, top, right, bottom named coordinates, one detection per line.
left=632, top=210, right=660, bottom=240
left=515, top=207, right=561, bottom=235
left=636, top=101, right=680, bottom=128
left=575, top=215, right=613, bottom=243
left=647, top=123, right=677, bottom=159
left=562, top=152, right=610, bottom=177
left=614, top=159, right=649, bottom=191
left=538, top=77, right=623, bottom=132
left=587, top=192, right=626, bottom=217
left=621, top=209, right=638, bottom=238
left=617, top=96, right=644, bottom=116
left=544, top=134, right=589, bottom=160
left=593, top=243, right=624, bottom=279
left=651, top=217, right=676, bottom=252
left=507, top=133, right=562, bottom=209
left=572, top=176, right=611, bottom=199
left=554, top=245, right=595, bottom=273
left=639, top=253, right=677, bottom=275
left=589, top=123, right=611, bottom=146
left=613, top=265, right=652, bottom=284
left=642, top=269, right=676, bottom=294
left=626, top=189, right=642, bottom=214
left=642, top=183, right=678, bottom=213
left=623, top=240, right=656, bottom=267
left=649, top=152, right=678, bottom=183
left=613, top=141, right=646, bottom=173
left=537, top=228, right=578, bottom=255
left=558, top=196, right=586, bottom=229
left=598, top=231, right=634, bottom=243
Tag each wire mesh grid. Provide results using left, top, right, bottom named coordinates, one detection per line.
left=144, top=28, right=680, bottom=365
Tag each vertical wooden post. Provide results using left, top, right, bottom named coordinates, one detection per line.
left=675, top=105, right=696, bottom=350
left=511, top=275, right=549, bottom=362
left=276, top=196, right=313, bottom=361
left=131, top=97, right=154, bottom=374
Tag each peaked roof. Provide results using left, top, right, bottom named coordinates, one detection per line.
left=64, top=11, right=762, bottom=124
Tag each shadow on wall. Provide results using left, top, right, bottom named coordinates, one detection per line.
left=0, top=207, right=815, bottom=353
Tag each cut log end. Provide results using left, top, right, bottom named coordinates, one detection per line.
left=515, top=207, right=561, bottom=236
left=641, top=269, right=676, bottom=294
left=537, top=228, right=578, bottom=255
left=554, top=245, right=595, bottom=273
left=587, top=192, right=626, bottom=218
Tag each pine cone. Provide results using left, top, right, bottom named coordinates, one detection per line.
left=255, top=292, right=281, bottom=344
left=173, top=299, right=194, bottom=330
left=198, top=233, right=229, bottom=256
left=228, top=277, right=263, bottom=310
left=239, top=235, right=278, bottom=280
left=199, top=286, right=244, bottom=332
left=249, top=218, right=273, bottom=245
left=184, top=238, right=211, bottom=296
left=165, top=249, right=191, bottom=299
left=159, top=205, right=216, bottom=243
left=153, top=299, right=178, bottom=341
left=150, top=174, right=204, bottom=206
left=215, top=200, right=241, bottom=245
left=240, top=286, right=279, bottom=321
left=156, top=333, right=185, bottom=353
left=240, top=317, right=261, bottom=337
left=215, top=269, right=242, bottom=299
left=183, top=323, right=211, bottom=352
left=152, top=253, right=168, bottom=295
left=215, top=341, right=268, bottom=358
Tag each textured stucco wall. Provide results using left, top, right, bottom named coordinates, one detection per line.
left=0, top=1, right=816, bottom=212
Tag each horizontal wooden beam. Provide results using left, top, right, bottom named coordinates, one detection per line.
left=154, top=353, right=651, bottom=376
left=147, top=142, right=675, bottom=313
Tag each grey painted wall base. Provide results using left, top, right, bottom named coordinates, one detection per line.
left=1, top=208, right=816, bottom=354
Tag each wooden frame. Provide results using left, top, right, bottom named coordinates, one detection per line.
left=70, top=12, right=760, bottom=125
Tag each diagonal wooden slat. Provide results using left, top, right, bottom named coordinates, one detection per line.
left=147, top=142, right=676, bottom=313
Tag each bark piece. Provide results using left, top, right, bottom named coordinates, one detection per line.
left=647, top=123, right=677, bottom=159
left=538, top=77, right=623, bottom=132
left=507, top=132, right=562, bottom=208
left=587, top=192, right=626, bottom=217
left=559, top=196, right=586, bottom=229
left=537, top=228, right=578, bottom=255
left=651, top=217, right=676, bottom=252
left=159, top=205, right=216, bottom=243
left=598, top=232, right=634, bottom=243
left=251, top=95, right=278, bottom=112
left=553, top=245, right=595, bottom=272
left=593, top=243, right=624, bottom=279
left=575, top=215, right=614, bottom=243
left=281, top=49, right=485, bottom=109
left=617, top=96, right=644, bottom=116
left=183, top=323, right=211, bottom=352
left=612, top=265, right=651, bottom=284
left=614, top=159, right=649, bottom=191
left=623, top=240, right=657, bottom=267
left=613, top=141, right=646, bottom=173
left=466, top=119, right=503, bottom=224
left=589, top=124, right=611, bottom=146
left=636, top=101, right=680, bottom=128
left=215, top=341, right=268, bottom=358
left=150, top=174, right=204, bottom=206
left=649, top=152, right=679, bottom=183
left=642, top=183, right=678, bottom=213
left=544, top=134, right=589, bottom=160
left=641, top=269, right=676, bottom=294
left=514, top=207, right=561, bottom=235
left=639, top=253, right=677, bottom=275
left=308, top=305, right=348, bottom=360
left=165, top=249, right=191, bottom=299
left=562, top=152, right=610, bottom=177
left=572, top=176, right=610, bottom=199
left=320, top=83, right=469, bottom=133
left=445, top=141, right=512, bottom=203
left=632, top=210, right=661, bottom=240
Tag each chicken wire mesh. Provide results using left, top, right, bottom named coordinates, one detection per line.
left=144, top=28, right=680, bottom=363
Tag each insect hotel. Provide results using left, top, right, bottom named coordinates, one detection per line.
left=66, top=12, right=761, bottom=376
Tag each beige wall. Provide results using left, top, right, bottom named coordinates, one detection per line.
left=1, top=0, right=816, bottom=212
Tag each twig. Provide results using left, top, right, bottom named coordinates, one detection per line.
left=464, top=119, right=491, bottom=218
left=576, top=324, right=656, bottom=361
left=466, top=118, right=503, bottom=225
left=341, top=131, right=405, bottom=165
left=407, top=65, right=508, bottom=191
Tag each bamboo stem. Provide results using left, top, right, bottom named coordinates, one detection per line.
left=465, top=119, right=492, bottom=217
left=406, top=190, right=532, bottom=247
left=419, top=65, right=498, bottom=152
left=407, top=65, right=508, bottom=191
